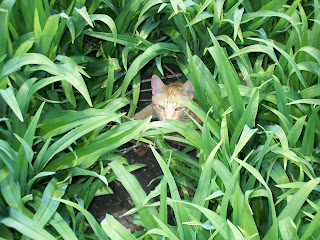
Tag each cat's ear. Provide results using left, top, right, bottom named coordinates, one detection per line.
left=151, top=75, right=165, bottom=95
left=182, top=80, right=194, bottom=99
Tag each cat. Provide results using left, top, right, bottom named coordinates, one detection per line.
left=133, top=75, right=201, bottom=123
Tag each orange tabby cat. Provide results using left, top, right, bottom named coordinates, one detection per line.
left=133, top=75, right=201, bottom=123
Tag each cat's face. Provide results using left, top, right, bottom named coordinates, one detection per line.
left=151, top=75, right=194, bottom=121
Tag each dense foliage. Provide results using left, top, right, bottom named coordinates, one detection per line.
left=0, top=0, right=319, bottom=239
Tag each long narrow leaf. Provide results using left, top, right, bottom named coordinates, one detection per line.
left=0, top=87, right=23, bottom=122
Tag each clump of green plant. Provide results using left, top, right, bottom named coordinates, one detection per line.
left=1, top=0, right=320, bottom=239
left=0, top=0, right=148, bottom=239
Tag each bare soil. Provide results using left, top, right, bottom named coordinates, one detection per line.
left=88, top=147, right=162, bottom=232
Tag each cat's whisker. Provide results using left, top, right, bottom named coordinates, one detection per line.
left=141, top=88, right=152, bottom=92
left=164, top=64, right=176, bottom=76
left=163, top=73, right=182, bottom=79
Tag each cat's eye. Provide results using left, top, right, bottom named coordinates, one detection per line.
left=158, top=105, right=165, bottom=110
left=175, top=107, right=184, bottom=111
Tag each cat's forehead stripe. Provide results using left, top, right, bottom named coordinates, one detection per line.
left=160, top=100, right=179, bottom=106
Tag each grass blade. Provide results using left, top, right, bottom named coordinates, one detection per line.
left=0, top=53, right=56, bottom=77
left=43, top=118, right=151, bottom=171
left=121, top=43, right=180, bottom=95
left=279, top=217, right=299, bottom=240
left=278, top=178, right=320, bottom=221
left=75, top=6, right=93, bottom=27
left=300, top=108, right=319, bottom=156
left=39, top=115, right=122, bottom=171
left=33, top=178, right=67, bottom=227
left=109, top=160, right=158, bottom=229
left=38, top=14, right=60, bottom=56
left=191, top=141, right=223, bottom=220
left=91, top=14, right=117, bottom=46
left=0, top=208, right=56, bottom=240
left=54, top=198, right=109, bottom=240
left=151, top=146, right=194, bottom=240
left=207, top=29, right=244, bottom=123
left=13, top=102, right=44, bottom=193
left=0, top=87, right=23, bottom=122
left=101, top=214, right=136, bottom=240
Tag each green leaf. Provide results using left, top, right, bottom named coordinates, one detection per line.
left=288, top=99, right=320, bottom=105
left=301, top=206, right=320, bottom=240
left=49, top=211, right=78, bottom=240
left=33, top=8, right=42, bottom=46
left=13, top=37, right=34, bottom=57
left=189, top=12, right=214, bottom=26
left=233, top=158, right=278, bottom=239
left=0, top=87, right=23, bottom=122
left=191, top=55, right=225, bottom=119
left=56, top=55, right=90, bottom=78
left=0, top=223, right=14, bottom=240
left=233, top=7, right=244, bottom=42
left=229, top=44, right=280, bottom=68
left=114, top=0, right=144, bottom=34
left=61, top=80, right=76, bottom=107
left=56, top=63, right=92, bottom=107
left=147, top=120, right=203, bottom=148
left=151, top=146, right=193, bottom=240
left=84, top=30, right=144, bottom=50
left=300, top=84, right=320, bottom=98
left=191, top=141, right=223, bottom=220
left=170, top=200, right=229, bottom=239
left=152, top=215, right=179, bottom=240
left=278, top=178, right=320, bottom=221
left=279, top=217, right=299, bottom=240
left=54, top=198, right=109, bottom=240
left=38, top=108, right=119, bottom=138
left=0, top=139, right=15, bottom=172
left=38, top=14, right=60, bottom=56
left=90, top=14, right=117, bottom=46
left=101, top=214, right=136, bottom=240
left=300, top=108, right=319, bottom=156
left=287, top=116, right=306, bottom=147
left=170, top=0, right=186, bottom=14
left=242, top=10, right=301, bottom=41
left=0, top=208, right=56, bottom=240
left=26, top=171, right=55, bottom=193
left=66, top=15, right=76, bottom=44
left=231, top=125, right=257, bottom=161
left=207, top=29, right=244, bottom=123
left=109, top=160, right=158, bottom=229
left=0, top=53, right=56, bottom=77
left=248, top=37, right=308, bottom=88
left=13, top=133, right=33, bottom=170
left=73, top=167, right=108, bottom=186
left=43, top=118, right=151, bottom=171
left=121, top=43, right=180, bottom=95
left=273, top=75, right=291, bottom=123
left=139, top=0, right=169, bottom=19
left=296, top=46, right=320, bottom=64
left=33, top=178, right=68, bottom=227
left=230, top=88, right=259, bottom=150
left=14, top=102, right=45, bottom=193
left=75, top=6, right=93, bottom=27
left=39, top=114, right=122, bottom=171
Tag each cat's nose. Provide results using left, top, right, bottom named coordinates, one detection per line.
left=165, top=113, right=174, bottom=120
